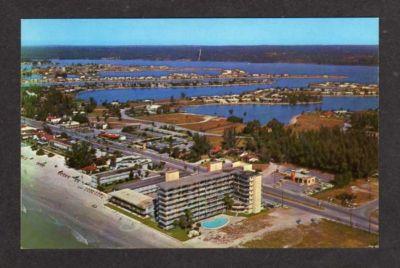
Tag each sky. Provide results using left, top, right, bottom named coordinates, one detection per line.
left=21, top=18, right=379, bottom=46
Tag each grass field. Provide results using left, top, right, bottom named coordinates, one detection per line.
left=313, top=178, right=378, bottom=207
left=138, top=113, right=206, bottom=125
left=105, top=203, right=189, bottom=241
left=243, top=219, right=378, bottom=248
left=291, top=113, right=344, bottom=131
left=138, top=112, right=245, bottom=137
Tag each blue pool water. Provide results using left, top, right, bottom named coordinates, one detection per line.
left=201, top=216, right=229, bottom=229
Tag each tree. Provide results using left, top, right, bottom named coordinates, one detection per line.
left=223, top=194, right=234, bottom=210
left=189, top=133, right=211, bottom=161
left=129, top=170, right=134, bottom=180
left=222, top=128, right=237, bottom=149
left=85, top=97, right=97, bottom=113
left=336, top=192, right=357, bottom=206
left=178, top=209, right=194, bottom=229
left=243, top=120, right=261, bottom=134
left=243, top=117, right=377, bottom=187
left=72, top=113, right=89, bottom=124
left=36, top=148, right=45, bottom=156
left=227, top=116, right=243, bottom=123
left=65, top=141, right=96, bottom=169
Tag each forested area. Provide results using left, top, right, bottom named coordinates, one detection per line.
left=21, top=87, right=95, bottom=121
left=350, top=110, right=378, bottom=131
left=244, top=118, right=378, bottom=186
left=22, top=45, right=379, bottom=65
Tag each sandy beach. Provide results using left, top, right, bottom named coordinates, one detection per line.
left=21, top=144, right=183, bottom=248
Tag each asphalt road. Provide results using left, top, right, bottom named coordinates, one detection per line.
left=22, top=117, right=207, bottom=174
left=23, top=116, right=379, bottom=233
left=262, top=162, right=379, bottom=233
left=263, top=191, right=378, bottom=233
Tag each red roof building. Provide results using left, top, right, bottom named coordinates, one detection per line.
left=37, top=131, right=55, bottom=142
left=98, top=132, right=120, bottom=140
left=81, top=164, right=97, bottom=174
left=211, top=145, right=222, bottom=154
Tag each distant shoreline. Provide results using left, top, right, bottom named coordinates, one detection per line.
left=180, top=101, right=323, bottom=107
left=21, top=45, right=379, bottom=66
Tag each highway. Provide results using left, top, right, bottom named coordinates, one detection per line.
left=22, top=116, right=207, bottom=174
left=22, top=116, right=378, bottom=233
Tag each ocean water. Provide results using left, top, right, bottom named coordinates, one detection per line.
left=20, top=201, right=92, bottom=249
left=183, top=96, right=379, bottom=125
left=20, top=154, right=93, bottom=249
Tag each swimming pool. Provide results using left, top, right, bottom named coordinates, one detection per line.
left=201, top=216, right=229, bottom=229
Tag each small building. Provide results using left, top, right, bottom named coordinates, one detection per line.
left=21, top=125, right=37, bottom=139
left=232, top=161, right=253, bottom=171
left=165, top=169, right=180, bottom=182
left=208, top=161, right=223, bottom=172
left=61, top=121, right=80, bottom=129
left=46, top=115, right=62, bottom=124
left=50, top=139, right=72, bottom=151
left=284, top=169, right=316, bottom=186
left=81, top=164, right=97, bottom=174
left=145, top=104, right=161, bottom=114
left=35, top=131, right=55, bottom=143
left=109, top=189, right=154, bottom=217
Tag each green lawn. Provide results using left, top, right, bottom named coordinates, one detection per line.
left=105, top=203, right=189, bottom=241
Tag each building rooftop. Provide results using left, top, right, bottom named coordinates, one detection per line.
left=158, top=169, right=258, bottom=191
left=109, top=189, right=153, bottom=210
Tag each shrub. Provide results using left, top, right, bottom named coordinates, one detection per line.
left=36, top=148, right=45, bottom=156
left=48, top=152, right=55, bottom=157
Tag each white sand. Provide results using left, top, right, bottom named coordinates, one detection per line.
left=21, top=145, right=183, bottom=248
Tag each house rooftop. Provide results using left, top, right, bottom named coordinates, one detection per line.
left=109, top=189, right=153, bottom=210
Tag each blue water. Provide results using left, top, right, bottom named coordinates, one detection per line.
left=52, top=59, right=378, bottom=84
left=76, top=84, right=273, bottom=102
left=99, top=70, right=220, bottom=77
left=183, top=96, right=379, bottom=125
left=71, top=60, right=378, bottom=103
left=201, top=216, right=229, bottom=229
